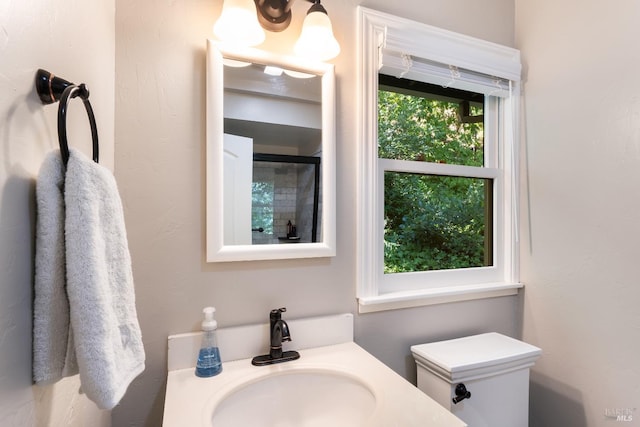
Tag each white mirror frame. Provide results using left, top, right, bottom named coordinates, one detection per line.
left=206, top=40, right=336, bottom=262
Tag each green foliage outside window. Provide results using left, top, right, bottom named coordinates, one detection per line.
left=252, top=181, right=274, bottom=234
left=378, top=88, right=490, bottom=273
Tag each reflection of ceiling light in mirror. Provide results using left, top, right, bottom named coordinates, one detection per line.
left=263, top=66, right=284, bottom=76
left=213, top=0, right=265, bottom=47
left=223, top=58, right=252, bottom=68
left=283, top=69, right=316, bottom=79
left=294, top=2, right=340, bottom=61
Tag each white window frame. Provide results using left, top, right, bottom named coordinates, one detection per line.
left=356, top=7, right=523, bottom=313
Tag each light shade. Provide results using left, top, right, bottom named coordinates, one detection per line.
left=293, top=4, right=340, bottom=61
left=214, top=0, right=265, bottom=47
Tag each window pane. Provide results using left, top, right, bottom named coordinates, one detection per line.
left=252, top=181, right=274, bottom=235
left=383, top=172, right=493, bottom=273
left=378, top=84, right=484, bottom=167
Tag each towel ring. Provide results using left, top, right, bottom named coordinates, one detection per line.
left=58, top=85, right=99, bottom=166
left=35, top=69, right=99, bottom=166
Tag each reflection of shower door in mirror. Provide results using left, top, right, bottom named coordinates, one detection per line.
left=223, top=134, right=253, bottom=245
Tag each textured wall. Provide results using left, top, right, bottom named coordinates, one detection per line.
left=516, top=1, right=640, bottom=425
left=0, top=0, right=114, bottom=425
left=114, top=0, right=517, bottom=425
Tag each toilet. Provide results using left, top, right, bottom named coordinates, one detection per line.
left=411, top=333, right=541, bottom=427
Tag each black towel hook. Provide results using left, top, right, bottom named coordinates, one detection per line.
left=35, top=69, right=99, bottom=166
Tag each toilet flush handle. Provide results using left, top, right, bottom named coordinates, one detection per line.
left=452, top=383, right=471, bottom=404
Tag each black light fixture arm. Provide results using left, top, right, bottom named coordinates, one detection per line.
left=253, top=0, right=293, bottom=31
left=306, top=0, right=327, bottom=15
left=253, top=0, right=323, bottom=32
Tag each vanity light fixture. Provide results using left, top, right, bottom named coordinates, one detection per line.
left=213, top=0, right=340, bottom=61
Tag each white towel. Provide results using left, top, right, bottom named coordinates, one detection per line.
left=33, top=150, right=78, bottom=384
left=64, top=148, right=145, bottom=410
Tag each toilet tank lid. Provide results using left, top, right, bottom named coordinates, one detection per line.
left=411, top=333, right=541, bottom=377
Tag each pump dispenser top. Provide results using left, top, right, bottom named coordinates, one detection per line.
left=202, top=307, right=217, bottom=331
left=195, top=306, right=222, bottom=378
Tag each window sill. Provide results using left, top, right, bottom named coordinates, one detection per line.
left=357, top=282, right=523, bottom=313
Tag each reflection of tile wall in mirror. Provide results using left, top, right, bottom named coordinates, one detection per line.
left=251, top=160, right=320, bottom=245
left=296, top=163, right=319, bottom=243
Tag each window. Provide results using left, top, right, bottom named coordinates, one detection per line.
left=357, top=7, right=523, bottom=312
left=379, top=77, right=491, bottom=275
left=252, top=181, right=274, bottom=236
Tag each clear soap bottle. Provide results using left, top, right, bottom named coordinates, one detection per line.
left=195, top=307, right=222, bottom=377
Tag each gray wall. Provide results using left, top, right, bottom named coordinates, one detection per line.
left=0, top=0, right=114, bottom=425
left=7, top=1, right=639, bottom=426
left=516, top=1, right=640, bottom=425
left=0, top=0, right=521, bottom=426
left=114, top=0, right=517, bottom=425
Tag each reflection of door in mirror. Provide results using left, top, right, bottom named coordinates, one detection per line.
left=223, top=134, right=253, bottom=245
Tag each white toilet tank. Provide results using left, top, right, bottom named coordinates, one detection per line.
left=411, top=333, right=541, bottom=427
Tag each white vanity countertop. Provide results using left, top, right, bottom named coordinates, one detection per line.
left=163, top=341, right=466, bottom=427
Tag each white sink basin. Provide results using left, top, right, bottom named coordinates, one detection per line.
left=210, top=368, right=376, bottom=427
left=164, top=342, right=466, bottom=427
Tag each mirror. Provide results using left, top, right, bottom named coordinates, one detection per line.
left=206, top=41, right=336, bottom=262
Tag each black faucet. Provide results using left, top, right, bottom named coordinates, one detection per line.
left=269, top=308, right=290, bottom=359
left=251, top=308, right=300, bottom=366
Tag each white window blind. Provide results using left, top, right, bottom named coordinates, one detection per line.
left=379, top=50, right=513, bottom=97
left=375, top=10, right=521, bottom=97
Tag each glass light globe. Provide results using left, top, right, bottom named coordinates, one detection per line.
left=293, top=9, right=340, bottom=61
left=214, top=0, right=265, bottom=47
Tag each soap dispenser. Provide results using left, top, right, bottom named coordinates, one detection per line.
left=195, top=307, right=222, bottom=378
